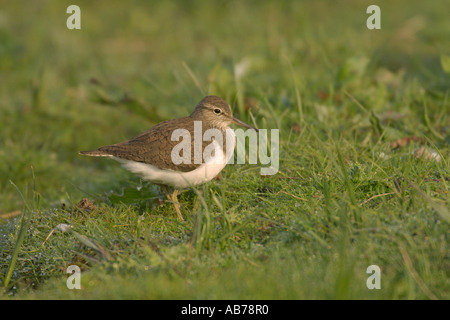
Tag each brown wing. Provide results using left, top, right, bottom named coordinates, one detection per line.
left=96, top=117, right=217, bottom=172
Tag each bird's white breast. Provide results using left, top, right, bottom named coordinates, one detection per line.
left=112, top=128, right=235, bottom=189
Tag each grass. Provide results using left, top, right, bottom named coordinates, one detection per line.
left=0, top=0, right=449, bottom=299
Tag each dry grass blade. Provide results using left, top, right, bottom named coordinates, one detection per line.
left=277, top=190, right=308, bottom=202
left=0, top=210, right=22, bottom=220
left=359, top=192, right=395, bottom=206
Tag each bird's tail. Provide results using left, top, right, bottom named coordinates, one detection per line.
left=79, top=149, right=111, bottom=157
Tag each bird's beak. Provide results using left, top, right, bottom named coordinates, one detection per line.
left=231, top=116, right=258, bottom=132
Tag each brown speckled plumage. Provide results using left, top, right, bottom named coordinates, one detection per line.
left=80, top=96, right=236, bottom=172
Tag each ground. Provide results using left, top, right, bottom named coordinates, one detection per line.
left=0, top=0, right=449, bottom=299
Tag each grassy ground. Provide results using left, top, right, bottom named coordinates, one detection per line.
left=0, top=0, right=449, bottom=299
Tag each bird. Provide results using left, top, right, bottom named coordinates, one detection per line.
left=79, top=95, right=258, bottom=220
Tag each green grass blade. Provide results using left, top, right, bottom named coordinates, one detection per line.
left=3, top=182, right=32, bottom=289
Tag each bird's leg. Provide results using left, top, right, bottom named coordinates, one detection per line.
left=171, top=189, right=184, bottom=221
left=161, top=185, right=184, bottom=221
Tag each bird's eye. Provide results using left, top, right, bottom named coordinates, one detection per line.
left=214, top=108, right=221, bottom=114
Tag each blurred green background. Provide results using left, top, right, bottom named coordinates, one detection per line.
left=0, top=0, right=448, bottom=212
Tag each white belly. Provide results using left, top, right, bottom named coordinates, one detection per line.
left=113, top=128, right=235, bottom=189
